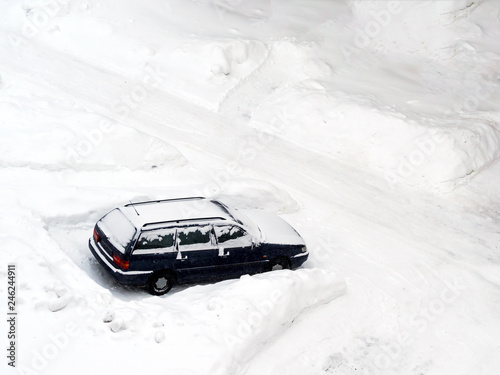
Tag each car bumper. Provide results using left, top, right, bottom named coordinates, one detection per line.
left=290, top=251, right=309, bottom=269
left=88, top=238, right=152, bottom=286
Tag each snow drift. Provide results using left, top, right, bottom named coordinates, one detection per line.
left=1, top=1, right=500, bottom=375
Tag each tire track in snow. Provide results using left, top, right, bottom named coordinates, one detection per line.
left=3, top=39, right=500, bottom=374
left=3, top=37, right=498, bottom=306
left=216, top=40, right=312, bottom=116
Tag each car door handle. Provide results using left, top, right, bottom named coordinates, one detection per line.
left=218, top=247, right=230, bottom=257
left=176, top=251, right=188, bottom=261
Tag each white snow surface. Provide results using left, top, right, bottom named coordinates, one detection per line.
left=1, top=0, right=500, bottom=374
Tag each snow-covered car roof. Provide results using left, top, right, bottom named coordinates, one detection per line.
left=119, top=197, right=236, bottom=229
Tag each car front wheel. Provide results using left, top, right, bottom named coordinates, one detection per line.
left=147, top=271, right=176, bottom=295
left=268, top=256, right=291, bottom=272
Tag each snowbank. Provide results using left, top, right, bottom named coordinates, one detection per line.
left=3, top=211, right=344, bottom=374
left=250, top=81, right=500, bottom=191
left=0, top=85, right=185, bottom=171
left=1, top=1, right=500, bottom=375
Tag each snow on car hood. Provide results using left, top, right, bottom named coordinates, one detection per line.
left=240, top=209, right=305, bottom=246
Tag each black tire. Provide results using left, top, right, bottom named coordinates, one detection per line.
left=268, top=256, right=291, bottom=272
left=147, top=271, right=176, bottom=295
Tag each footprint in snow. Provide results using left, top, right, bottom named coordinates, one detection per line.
left=48, top=294, right=72, bottom=312
left=155, top=331, right=165, bottom=343
left=102, top=310, right=115, bottom=323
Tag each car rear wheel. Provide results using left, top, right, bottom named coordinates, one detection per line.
left=268, top=256, right=291, bottom=271
left=147, top=271, right=176, bottom=295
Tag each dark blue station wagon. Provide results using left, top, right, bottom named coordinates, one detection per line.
left=89, top=197, right=309, bottom=295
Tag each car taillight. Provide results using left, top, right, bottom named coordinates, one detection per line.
left=93, top=228, right=100, bottom=243
left=113, top=253, right=129, bottom=270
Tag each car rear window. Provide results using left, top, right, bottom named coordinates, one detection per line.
left=134, top=228, right=176, bottom=254
left=99, top=208, right=136, bottom=253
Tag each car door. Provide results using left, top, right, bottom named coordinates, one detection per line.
left=174, top=224, right=219, bottom=282
left=130, top=227, right=177, bottom=272
left=213, top=224, right=263, bottom=277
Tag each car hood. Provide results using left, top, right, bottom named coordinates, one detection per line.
left=240, top=209, right=305, bottom=246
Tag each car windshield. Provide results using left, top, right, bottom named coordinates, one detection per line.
left=226, top=208, right=262, bottom=242
left=99, top=208, right=136, bottom=253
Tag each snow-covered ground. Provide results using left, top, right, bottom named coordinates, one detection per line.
left=1, top=0, right=500, bottom=374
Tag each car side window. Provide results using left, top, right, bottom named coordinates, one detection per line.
left=133, top=228, right=176, bottom=255
left=214, top=225, right=253, bottom=248
left=177, top=225, right=215, bottom=251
